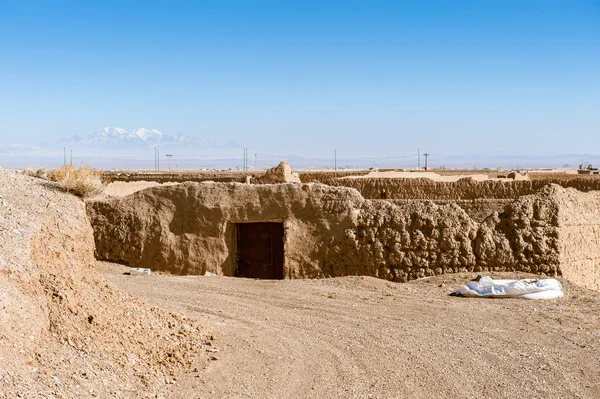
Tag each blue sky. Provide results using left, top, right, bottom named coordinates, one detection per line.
left=1, top=0, right=598, bottom=157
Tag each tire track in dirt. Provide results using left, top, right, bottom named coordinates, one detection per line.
left=147, top=280, right=369, bottom=398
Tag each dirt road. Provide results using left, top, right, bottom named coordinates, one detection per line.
left=99, top=262, right=600, bottom=399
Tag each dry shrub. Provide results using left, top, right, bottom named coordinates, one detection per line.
left=21, top=168, right=36, bottom=177
left=21, top=168, right=49, bottom=179
left=35, top=167, right=48, bottom=179
left=48, top=165, right=104, bottom=198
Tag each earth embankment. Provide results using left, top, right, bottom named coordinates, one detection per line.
left=0, top=169, right=208, bottom=398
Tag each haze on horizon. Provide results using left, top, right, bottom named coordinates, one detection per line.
left=1, top=0, right=599, bottom=161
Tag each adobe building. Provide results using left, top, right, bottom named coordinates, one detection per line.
left=88, top=178, right=600, bottom=291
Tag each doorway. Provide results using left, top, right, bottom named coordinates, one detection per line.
left=236, top=223, right=284, bottom=279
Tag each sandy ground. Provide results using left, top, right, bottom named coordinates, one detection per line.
left=105, top=181, right=180, bottom=197
left=99, top=261, right=600, bottom=399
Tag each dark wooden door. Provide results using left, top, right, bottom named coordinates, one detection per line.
left=236, top=223, right=284, bottom=279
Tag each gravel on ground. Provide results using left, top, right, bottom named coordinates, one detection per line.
left=100, top=261, right=600, bottom=399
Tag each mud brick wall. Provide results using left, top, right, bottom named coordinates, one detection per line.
left=88, top=183, right=579, bottom=286
left=556, top=188, right=600, bottom=290
left=315, top=177, right=600, bottom=200
left=387, top=199, right=512, bottom=222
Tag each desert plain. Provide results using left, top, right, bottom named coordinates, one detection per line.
left=1, top=166, right=599, bottom=398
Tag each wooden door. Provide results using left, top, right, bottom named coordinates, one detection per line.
left=236, top=223, right=284, bottom=279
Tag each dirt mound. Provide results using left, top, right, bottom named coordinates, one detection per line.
left=255, top=161, right=301, bottom=184
left=0, top=169, right=208, bottom=398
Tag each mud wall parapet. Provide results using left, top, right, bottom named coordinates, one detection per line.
left=304, top=177, right=600, bottom=200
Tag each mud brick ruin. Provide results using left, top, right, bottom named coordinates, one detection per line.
left=90, top=163, right=600, bottom=290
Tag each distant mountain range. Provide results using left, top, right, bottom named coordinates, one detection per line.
left=0, top=127, right=598, bottom=170
left=56, top=127, right=239, bottom=152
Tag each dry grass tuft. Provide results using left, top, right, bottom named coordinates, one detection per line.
left=48, top=165, right=104, bottom=198
left=21, top=168, right=49, bottom=179
left=34, top=167, right=48, bottom=179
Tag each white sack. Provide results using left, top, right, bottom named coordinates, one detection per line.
left=130, top=267, right=151, bottom=276
left=457, top=276, right=563, bottom=299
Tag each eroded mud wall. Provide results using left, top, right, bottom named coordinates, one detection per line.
left=87, top=183, right=568, bottom=282
left=103, top=170, right=368, bottom=184
left=556, top=188, right=600, bottom=290
left=337, top=188, right=561, bottom=282
left=88, top=183, right=365, bottom=277
left=101, top=171, right=259, bottom=184
left=388, top=199, right=513, bottom=222
left=322, top=178, right=600, bottom=200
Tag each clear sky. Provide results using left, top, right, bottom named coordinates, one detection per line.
left=1, top=0, right=599, bottom=157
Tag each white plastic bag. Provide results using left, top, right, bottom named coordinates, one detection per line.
left=457, top=276, right=563, bottom=299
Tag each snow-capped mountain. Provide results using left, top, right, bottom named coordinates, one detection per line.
left=131, top=127, right=163, bottom=144
left=58, top=127, right=144, bottom=148
left=56, top=127, right=238, bottom=154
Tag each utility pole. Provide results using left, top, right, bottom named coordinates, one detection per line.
left=255, top=153, right=257, bottom=170
left=423, top=153, right=430, bottom=171
left=418, top=148, right=420, bottom=170
left=154, top=148, right=157, bottom=171
left=70, top=150, right=72, bottom=166
left=166, top=154, right=173, bottom=172
left=334, top=149, right=337, bottom=171
left=157, top=149, right=160, bottom=172
left=64, top=147, right=66, bottom=166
